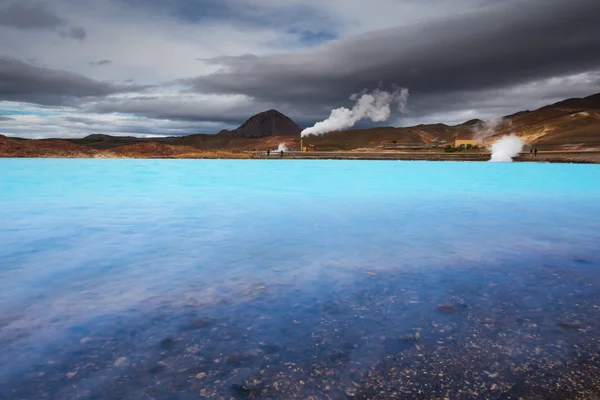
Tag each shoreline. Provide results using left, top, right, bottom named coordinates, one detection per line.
left=2, top=150, right=600, bottom=164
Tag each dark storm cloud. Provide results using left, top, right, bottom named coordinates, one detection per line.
left=90, top=59, right=112, bottom=67
left=0, top=2, right=86, bottom=40
left=184, top=0, right=600, bottom=115
left=87, top=95, right=275, bottom=125
left=0, top=57, right=145, bottom=105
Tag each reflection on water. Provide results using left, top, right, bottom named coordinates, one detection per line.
left=1, top=160, right=600, bottom=399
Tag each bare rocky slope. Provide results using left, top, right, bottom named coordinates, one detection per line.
left=217, top=109, right=302, bottom=138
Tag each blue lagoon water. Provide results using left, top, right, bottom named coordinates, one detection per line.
left=1, top=159, right=600, bottom=399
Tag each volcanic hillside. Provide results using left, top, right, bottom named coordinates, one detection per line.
left=218, top=109, right=302, bottom=138
left=299, top=93, right=600, bottom=150
left=494, top=93, right=600, bottom=149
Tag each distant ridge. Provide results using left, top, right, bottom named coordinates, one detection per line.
left=460, top=119, right=483, bottom=126
left=218, top=109, right=302, bottom=138
left=541, top=93, right=600, bottom=110
left=83, top=134, right=137, bottom=140
left=2, top=92, right=600, bottom=158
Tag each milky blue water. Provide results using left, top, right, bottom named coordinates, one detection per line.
left=1, top=159, right=600, bottom=399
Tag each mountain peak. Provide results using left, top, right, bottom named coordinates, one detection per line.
left=219, top=109, right=302, bottom=138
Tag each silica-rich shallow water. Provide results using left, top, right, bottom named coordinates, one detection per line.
left=1, top=159, right=600, bottom=399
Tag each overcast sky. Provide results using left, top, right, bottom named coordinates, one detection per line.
left=1, top=0, right=600, bottom=138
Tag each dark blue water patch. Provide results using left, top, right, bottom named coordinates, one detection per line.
left=2, top=258, right=600, bottom=399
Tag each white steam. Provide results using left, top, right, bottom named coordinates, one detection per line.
left=276, top=143, right=288, bottom=152
left=472, top=117, right=511, bottom=143
left=489, top=135, right=525, bottom=162
left=301, top=87, right=409, bottom=137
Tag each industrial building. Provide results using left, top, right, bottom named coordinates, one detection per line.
left=454, top=138, right=479, bottom=148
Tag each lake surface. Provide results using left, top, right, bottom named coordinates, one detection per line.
left=1, top=159, right=600, bottom=399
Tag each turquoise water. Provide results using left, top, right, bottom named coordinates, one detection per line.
left=1, top=159, right=600, bottom=399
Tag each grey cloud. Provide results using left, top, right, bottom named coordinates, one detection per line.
left=398, top=70, right=600, bottom=125
left=0, top=2, right=86, bottom=40
left=196, top=53, right=259, bottom=65
left=0, top=116, right=16, bottom=121
left=0, top=57, right=145, bottom=106
left=0, top=3, right=65, bottom=29
left=184, top=0, right=600, bottom=122
left=64, top=116, right=106, bottom=125
left=90, top=59, right=112, bottom=67
left=64, top=26, right=87, bottom=41
left=0, top=112, right=228, bottom=138
left=88, top=95, right=273, bottom=125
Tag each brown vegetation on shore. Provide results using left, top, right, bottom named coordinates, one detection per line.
left=106, top=142, right=251, bottom=159
left=0, top=135, right=100, bottom=158
left=0, top=137, right=252, bottom=159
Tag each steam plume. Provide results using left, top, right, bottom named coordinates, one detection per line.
left=489, top=134, right=524, bottom=162
left=472, top=116, right=511, bottom=143
left=276, top=143, right=288, bottom=152
left=301, top=87, right=409, bottom=137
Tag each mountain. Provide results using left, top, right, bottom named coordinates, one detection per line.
left=218, top=109, right=302, bottom=138
left=490, top=93, right=600, bottom=148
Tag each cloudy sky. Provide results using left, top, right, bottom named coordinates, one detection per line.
left=1, top=0, right=600, bottom=138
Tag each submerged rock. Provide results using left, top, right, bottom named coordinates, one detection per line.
left=231, top=383, right=264, bottom=397
left=191, top=319, right=212, bottom=328
left=148, top=365, right=165, bottom=374
left=557, top=321, right=581, bottom=330
left=160, top=338, right=174, bottom=348
left=437, top=305, right=457, bottom=313
left=400, top=332, right=420, bottom=342
left=330, top=351, right=347, bottom=362
left=226, top=355, right=241, bottom=365
left=258, top=343, right=280, bottom=354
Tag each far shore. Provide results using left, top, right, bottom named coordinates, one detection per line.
left=3, top=149, right=600, bottom=163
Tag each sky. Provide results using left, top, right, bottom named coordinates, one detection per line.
left=1, top=0, right=600, bottom=138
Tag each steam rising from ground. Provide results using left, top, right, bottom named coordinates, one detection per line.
left=301, top=88, right=409, bottom=137
left=277, top=143, right=288, bottom=152
left=472, top=117, right=511, bottom=143
left=489, top=135, right=525, bottom=162
left=471, top=116, right=524, bottom=162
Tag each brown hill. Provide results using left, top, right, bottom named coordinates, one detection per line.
left=109, top=142, right=196, bottom=157
left=108, top=142, right=250, bottom=158
left=0, top=136, right=99, bottom=157
left=72, top=134, right=164, bottom=149
left=540, top=93, right=600, bottom=110
left=0, top=136, right=251, bottom=158
left=474, top=94, right=600, bottom=149
left=218, top=109, right=302, bottom=138
left=299, top=93, right=600, bottom=150
left=299, top=126, right=449, bottom=151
